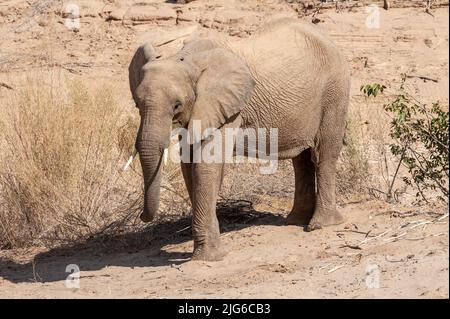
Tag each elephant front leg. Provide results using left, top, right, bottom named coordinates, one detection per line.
left=191, top=162, right=225, bottom=261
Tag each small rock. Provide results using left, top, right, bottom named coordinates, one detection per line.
left=173, top=0, right=196, bottom=3
left=424, top=38, right=433, bottom=48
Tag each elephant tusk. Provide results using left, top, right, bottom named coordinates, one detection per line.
left=123, top=149, right=137, bottom=171
left=163, top=148, right=168, bottom=166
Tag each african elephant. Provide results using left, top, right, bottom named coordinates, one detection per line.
left=128, top=18, right=350, bottom=261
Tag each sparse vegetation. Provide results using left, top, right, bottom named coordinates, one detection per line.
left=0, top=72, right=145, bottom=249
left=336, top=112, right=371, bottom=199
left=361, top=78, right=449, bottom=202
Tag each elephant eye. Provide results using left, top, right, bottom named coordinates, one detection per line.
left=173, top=100, right=182, bottom=112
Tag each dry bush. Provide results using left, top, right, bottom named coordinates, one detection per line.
left=220, top=161, right=294, bottom=202
left=0, top=71, right=147, bottom=249
left=336, top=110, right=371, bottom=199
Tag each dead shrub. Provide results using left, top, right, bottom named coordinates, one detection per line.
left=0, top=71, right=146, bottom=248
left=336, top=111, right=371, bottom=199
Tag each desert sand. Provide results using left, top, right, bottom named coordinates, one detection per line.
left=0, top=0, right=448, bottom=298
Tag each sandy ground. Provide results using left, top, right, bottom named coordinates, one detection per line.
left=0, top=199, right=448, bottom=298
left=0, top=0, right=449, bottom=298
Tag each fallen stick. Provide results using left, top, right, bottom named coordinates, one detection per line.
left=319, top=263, right=332, bottom=271
left=398, top=219, right=425, bottom=229
left=328, top=265, right=345, bottom=274
left=360, top=230, right=390, bottom=244
left=385, top=255, right=404, bottom=263
left=409, top=221, right=432, bottom=230
left=384, top=232, right=407, bottom=242
left=0, top=81, right=14, bottom=90
left=405, top=74, right=438, bottom=82
left=376, top=210, right=420, bottom=218
left=335, top=229, right=369, bottom=235
left=175, top=225, right=190, bottom=233
left=404, top=232, right=447, bottom=241
left=425, top=7, right=435, bottom=17
left=339, top=243, right=363, bottom=250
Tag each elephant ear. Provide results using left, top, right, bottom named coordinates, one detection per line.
left=128, top=43, right=157, bottom=107
left=187, top=48, right=255, bottom=143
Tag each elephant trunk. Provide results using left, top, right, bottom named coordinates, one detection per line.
left=136, top=116, right=170, bottom=223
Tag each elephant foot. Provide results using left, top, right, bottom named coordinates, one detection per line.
left=140, top=212, right=154, bottom=223
left=191, top=241, right=225, bottom=261
left=306, top=209, right=345, bottom=232
left=286, top=208, right=314, bottom=226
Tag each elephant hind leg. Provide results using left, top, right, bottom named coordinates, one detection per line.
left=286, top=148, right=316, bottom=226
left=306, top=154, right=345, bottom=231
left=306, top=100, right=347, bottom=231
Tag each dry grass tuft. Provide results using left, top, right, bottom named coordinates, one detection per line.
left=336, top=110, right=371, bottom=199
left=0, top=71, right=147, bottom=248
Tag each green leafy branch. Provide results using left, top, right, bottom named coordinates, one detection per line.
left=361, top=76, right=449, bottom=202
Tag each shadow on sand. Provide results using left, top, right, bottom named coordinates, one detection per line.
left=0, top=200, right=287, bottom=284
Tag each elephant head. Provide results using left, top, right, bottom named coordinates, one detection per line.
left=128, top=39, right=255, bottom=222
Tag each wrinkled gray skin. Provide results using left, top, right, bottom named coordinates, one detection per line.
left=129, top=18, right=350, bottom=261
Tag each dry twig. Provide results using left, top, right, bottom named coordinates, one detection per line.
left=328, top=265, right=345, bottom=273
left=339, top=242, right=363, bottom=250
left=405, top=74, right=438, bottom=83
left=0, top=81, right=14, bottom=90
